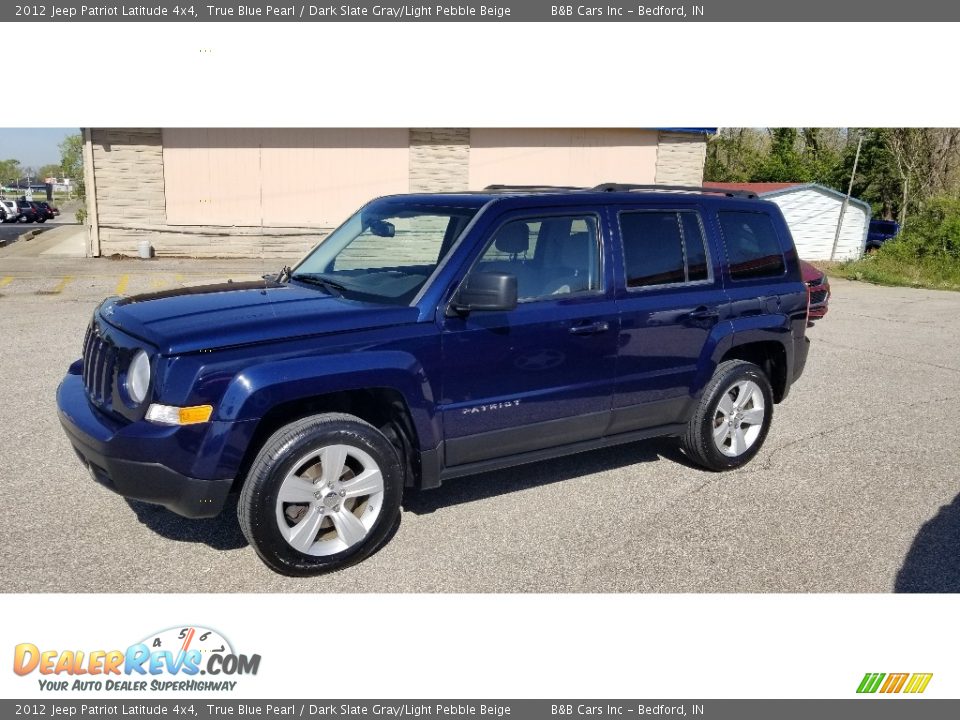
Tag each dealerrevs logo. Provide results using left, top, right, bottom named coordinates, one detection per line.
left=13, top=626, right=261, bottom=692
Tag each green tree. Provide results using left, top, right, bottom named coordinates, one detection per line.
left=705, top=128, right=843, bottom=186
left=36, top=163, right=62, bottom=182
left=59, top=133, right=86, bottom=222
left=828, top=130, right=901, bottom=220
left=704, top=128, right=766, bottom=182
left=0, top=158, right=22, bottom=188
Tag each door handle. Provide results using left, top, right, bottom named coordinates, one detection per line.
left=688, top=306, right=720, bottom=321
left=569, top=321, right=610, bottom=335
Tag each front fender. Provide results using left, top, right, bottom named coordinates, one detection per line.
left=217, top=350, right=440, bottom=450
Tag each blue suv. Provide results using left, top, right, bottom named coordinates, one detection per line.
left=57, top=184, right=810, bottom=575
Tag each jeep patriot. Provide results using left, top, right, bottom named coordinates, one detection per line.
left=57, top=184, right=811, bottom=575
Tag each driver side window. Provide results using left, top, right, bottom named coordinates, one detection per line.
left=476, top=215, right=601, bottom=302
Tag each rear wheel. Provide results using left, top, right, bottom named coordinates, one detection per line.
left=238, top=413, right=403, bottom=576
left=680, top=360, right=773, bottom=471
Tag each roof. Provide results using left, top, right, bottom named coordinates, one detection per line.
left=704, top=181, right=872, bottom=217
left=703, top=182, right=802, bottom=194
left=380, top=185, right=768, bottom=210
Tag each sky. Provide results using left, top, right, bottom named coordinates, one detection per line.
left=0, top=128, right=79, bottom=170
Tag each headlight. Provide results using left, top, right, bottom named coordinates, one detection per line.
left=125, top=350, right=151, bottom=405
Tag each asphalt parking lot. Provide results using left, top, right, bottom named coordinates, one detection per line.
left=1, top=254, right=958, bottom=593
left=0, top=209, right=77, bottom=246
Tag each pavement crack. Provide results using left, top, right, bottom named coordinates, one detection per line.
left=839, top=311, right=938, bottom=327
left=816, top=337, right=960, bottom=374
left=759, top=393, right=960, bottom=471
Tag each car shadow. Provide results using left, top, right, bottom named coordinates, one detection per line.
left=125, top=492, right=404, bottom=560
left=122, top=439, right=685, bottom=548
left=894, top=492, right=960, bottom=593
left=403, top=437, right=682, bottom=515
left=125, top=494, right=249, bottom=551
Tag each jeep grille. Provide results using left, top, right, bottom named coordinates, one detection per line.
left=81, top=321, right=117, bottom=408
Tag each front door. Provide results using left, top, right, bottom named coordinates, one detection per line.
left=440, top=210, right=619, bottom=467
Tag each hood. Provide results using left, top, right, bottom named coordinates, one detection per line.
left=97, top=280, right=419, bottom=355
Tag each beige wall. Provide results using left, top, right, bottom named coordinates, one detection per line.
left=163, top=128, right=409, bottom=227
left=409, top=128, right=470, bottom=192
left=655, top=131, right=708, bottom=185
left=86, top=128, right=707, bottom=259
left=469, top=128, right=660, bottom=189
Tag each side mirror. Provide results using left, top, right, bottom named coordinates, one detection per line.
left=450, top=272, right=518, bottom=315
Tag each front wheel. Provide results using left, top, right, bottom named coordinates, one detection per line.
left=238, top=413, right=404, bottom=576
left=680, top=360, right=774, bottom=471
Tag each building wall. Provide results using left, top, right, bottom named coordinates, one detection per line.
left=87, top=128, right=707, bottom=259
left=469, top=128, right=659, bottom=189
left=767, top=187, right=869, bottom=261
left=409, top=128, right=470, bottom=192
left=654, top=131, right=708, bottom=185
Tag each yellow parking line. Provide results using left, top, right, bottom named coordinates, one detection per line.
left=150, top=278, right=167, bottom=290
left=115, top=274, right=129, bottom=295
left=0, top=276, right=12, bottom=288
left=50, top=276, right=74, bottom=294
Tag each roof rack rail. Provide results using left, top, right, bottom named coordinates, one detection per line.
left=592, top=183, right=758, bottom=199
left=483, top=184, right=586, bottom=192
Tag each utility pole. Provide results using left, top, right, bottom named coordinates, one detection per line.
left=831, top=133, right=863, bottom=261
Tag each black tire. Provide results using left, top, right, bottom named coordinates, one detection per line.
left=680, top=360, right=774, bottom=471
left=238, top=413, right=404, bottom=576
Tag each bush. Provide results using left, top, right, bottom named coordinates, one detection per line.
left=889, top=196, right=960, bottom=261
left=828, top=195, right=960, bottom=291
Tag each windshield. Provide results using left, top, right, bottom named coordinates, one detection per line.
left=291, top=198, right=479, bottom=305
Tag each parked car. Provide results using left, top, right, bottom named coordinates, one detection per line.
left=866, top=219, right=900, bottom=251
left=1, top=199, right=20, bottom=222
left=57, top=184, right=811, bottom=576
left=15, top=200, right=41, bottom=223
left=36, top=201, right=59, bottom=218
left=800, top=259, right=830, bottom=321
left=31, top=201, right=55, bottom=221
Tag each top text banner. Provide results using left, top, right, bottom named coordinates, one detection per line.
left=4, top=0, right=959, bottom=22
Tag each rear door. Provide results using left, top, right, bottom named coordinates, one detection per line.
left=439, top=208, right=620, bottom=466
left=609, top=204, right=726, bottom=433
left=714, top=208, right=793, bottom=319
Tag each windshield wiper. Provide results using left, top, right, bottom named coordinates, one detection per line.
left=264, top=264, right=291, bottom=284
left=289, top=273, right=347, bottom=297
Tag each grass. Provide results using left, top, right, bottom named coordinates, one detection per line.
left=821, top=252, right=960, bottom=292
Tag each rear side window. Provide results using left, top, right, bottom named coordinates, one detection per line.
left=620, top=210, right=711, bottom=288
left=718, top=211, right=786, bottom=280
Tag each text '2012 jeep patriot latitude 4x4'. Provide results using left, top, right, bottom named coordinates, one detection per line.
left=58, top=184, right=810, bottom=576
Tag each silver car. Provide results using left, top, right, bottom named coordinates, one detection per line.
left=0, top=199, right=20, bottom=223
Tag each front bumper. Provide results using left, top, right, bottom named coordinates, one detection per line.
left=57, top=372, right=233, bottom=519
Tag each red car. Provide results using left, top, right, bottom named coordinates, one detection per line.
left=800, top=259, right=830, bottom=322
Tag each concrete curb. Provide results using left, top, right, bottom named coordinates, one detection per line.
left=0, top=229, right=37, bottom=248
